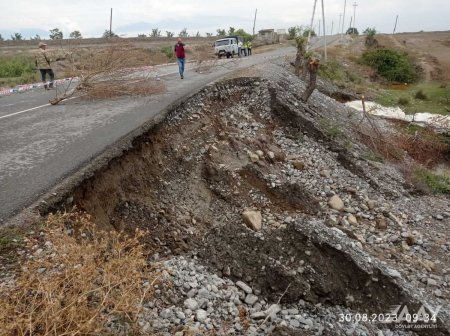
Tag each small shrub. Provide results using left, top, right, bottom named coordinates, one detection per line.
left=398, top=97, right=410, bottom=105
left=319, top=118, right=345, bottom=140
left=361, top=48, right=419, bottom=83
left=160, top=46, right=175, bottom=60
left=362, top=151, right=384, bottom=163
left=414, top=89, right=428, bottom=100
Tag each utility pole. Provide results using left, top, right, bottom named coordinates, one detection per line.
left=331, top=21, right=334, bottom=35
left=352, top=2, right=357, bottom=32
left=338, top=13, right=342, bottom=36
left=318, top=19, right=321, bottom=36
left=307, top=0, right=318, bottom=49
left=109, top=8, right=113, bottom=37
left=253, top=8, right=258, bottom=36
left=393, top=15, right=399, bottom=34
left=341, top=0, right=347, bottom=41
left=321, top=0, right=327, bottom=61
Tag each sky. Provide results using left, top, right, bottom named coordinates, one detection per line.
left=0, top=0, right=449, bottom=39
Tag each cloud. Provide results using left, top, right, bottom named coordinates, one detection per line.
left=0, top=0, right=449, bottom=38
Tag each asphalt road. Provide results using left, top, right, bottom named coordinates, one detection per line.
left=0, top=47, right=295, bottom=223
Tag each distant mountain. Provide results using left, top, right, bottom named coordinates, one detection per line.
left=0, top=28, right=49, bottom=40
left=117, top=15, right=253, bottom=36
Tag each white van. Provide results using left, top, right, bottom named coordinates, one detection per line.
left=214, top=36, right=243, bottom=58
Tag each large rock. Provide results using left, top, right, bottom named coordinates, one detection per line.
left=242, top=210, right=262, bottom=231
left=328, top=195, right=344, bottom=211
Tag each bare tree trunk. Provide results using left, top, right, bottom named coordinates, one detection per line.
left=294, top=54, right=302, bottom=76
left=301, top=57, right=320, bottom=102
left=294, top=37, right=307, bottom=77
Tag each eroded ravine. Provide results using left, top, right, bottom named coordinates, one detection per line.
left=69, top=77, right=449, bottom=335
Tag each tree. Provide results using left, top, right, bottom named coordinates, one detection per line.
left=288, top=26, right=298, bottom=39
left=216, top=29, right=226, bottom=36
left=228, top=27, right=236, bottom=35
left=102, top=30, right=118, bottom=38
left=11, top=32, right=23, bottom=40
left=166, top=31, right=174, bottom=38
left=69, top=30, right=82, bottom=39
left=150, top=28, right=161, bottom=38
left=30, top=34, right=41, bottom=41
left=206, top=33, right=213, bottom=38
left=179, top=28, right=188, bottom=38
left=49, top=28, right=63, bottom=40
left=137, top=34, right=146, bottom=38
left=363, top=27, right=377, bottom=47
left=302, top=28, right=316, bottom=38
left=195, top=31, right=201, bottom=37
left=234, top=29, right=253, bottom=42
left=0, top=34, right=3, bottom=41
left=301, top=57, right=320, bottom=102
left=346, top=27, right=359, bottom=35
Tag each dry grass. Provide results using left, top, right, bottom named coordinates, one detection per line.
left=0, top=211, right=160, bottom=336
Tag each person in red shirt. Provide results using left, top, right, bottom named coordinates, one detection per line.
left=174, top=38, right=186, bottom=79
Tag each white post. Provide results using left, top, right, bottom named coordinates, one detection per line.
left=341, top=0, right=347, bottom=40
left=307, top=0, right=318, bottom=50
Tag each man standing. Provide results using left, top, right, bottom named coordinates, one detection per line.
left=174, top=38, right=186, bottom=79
left=238, top=40, right=243, bottom=57
left=35, top=42, right=55, bottom=90
left=247, top=40, right=252, bottom=56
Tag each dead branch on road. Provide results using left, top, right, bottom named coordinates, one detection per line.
left=50, top=44, right=165, bottom=105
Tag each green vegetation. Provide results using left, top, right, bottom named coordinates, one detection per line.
left=415, top=169, right=450, bottom=194
left=362, top=151, right=385, bottom=163
left=0, top=226, right=24, bottom=253
left=160, top=46, right=175, bottom=60
left=0, top=55, right=39, bottom=87
left=361, top=48, right=419, bottom=83
left=375, top=82, right=450, bottom=115
left=319, top=118, right=345, bottom=140
left=318, top=59, right=362, bottom=85
left=49, top=28, right=63, bottom=40
left=346, top=27, right=359, bottom=35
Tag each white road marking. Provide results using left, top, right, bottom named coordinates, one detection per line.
left=0, top=97, right=78, bottom=121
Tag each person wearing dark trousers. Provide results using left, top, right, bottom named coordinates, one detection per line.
left=174, top=38, right=186, bottom=79
left=247, top=41, right=252, bottom=56
left=35, top=42, right=55, bottom=90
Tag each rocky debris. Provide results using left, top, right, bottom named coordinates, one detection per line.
left=328, top=195, right=344, bottom=211
left=34, top=63, right=449, bottom=335
left=137, top=255, right=429, bottom=336
left=242, top=210, right=263, bottom=232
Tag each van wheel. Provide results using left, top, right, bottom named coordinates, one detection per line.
left=226, top=53, right=231, bottom=59
left=218, top=54, right=223, bottom=59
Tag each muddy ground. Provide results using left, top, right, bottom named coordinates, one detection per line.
left=57, top=58, right=450, bottom=335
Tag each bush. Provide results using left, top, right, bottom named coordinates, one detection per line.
left=0, top=55, right=35, bottom=78
left=415, top=169, right=450, bottom=194
left=160, top=46, right=175, bottom=60
left=398, top=97, right=410, bottom=105
left=414, top=89, right=428, bottom=100
left=361, top=48, right=419, bottom=83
